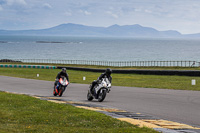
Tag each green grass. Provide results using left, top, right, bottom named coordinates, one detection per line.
left=0, top=91, right=157, bottom=133
left=0, top=67, right=200, bottom=91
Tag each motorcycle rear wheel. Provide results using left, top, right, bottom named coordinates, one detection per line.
left=53, top=90, right=57, bottom=96
left=53, top=86, right=57, bottom=96
left=87, top=91, right=93, bottom=101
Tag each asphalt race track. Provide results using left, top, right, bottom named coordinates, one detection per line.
left=0, top=75, right=200, bottom=129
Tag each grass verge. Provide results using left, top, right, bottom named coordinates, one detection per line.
left=0, top=67, right=200, bottom=91
left=0, top=91, right=157, bottom=133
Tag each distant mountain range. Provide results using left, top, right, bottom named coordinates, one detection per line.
left=0, top=23, right=199, bottom=38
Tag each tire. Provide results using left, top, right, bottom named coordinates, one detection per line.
left=87, top=91, right=93, bottom=101
left=53, top=86, right=57, bottom=96
left=59, top=91, right=63, bottom=97
left=53, top=90, right=57, bottom=96
left=59, top=87, right=63, bottom=97
left=98, top=89, right=107, bottom=102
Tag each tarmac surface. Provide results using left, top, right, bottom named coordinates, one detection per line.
left=0, top=75, right=200, bottom=132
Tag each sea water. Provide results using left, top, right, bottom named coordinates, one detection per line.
left=0, top=35, right=200, bottom=62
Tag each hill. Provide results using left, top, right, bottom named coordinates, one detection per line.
left=0, top=23, right=199, bottom=38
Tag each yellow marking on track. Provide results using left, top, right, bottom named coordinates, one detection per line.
left=31, top=96, right=88, bottom=106
left=40, top=97, right=87, bottom=105
left=5, top=91, right=23, bottom=95
left=144, top=120, right=200, bottom=129
left=44, top=97, right=62, bottom=100
left=47, top=100, right=66, bottom=104
left=32, top=96, right=41, bottom=99
left=118, top=118, right=162, bottom=128
left=65, top=101, right=86, bottom=105
left=95, top=107, right=126, bottom=112
left=76, top=106, right=103, bottom=111
left=76, top=106, right=126, bottom=112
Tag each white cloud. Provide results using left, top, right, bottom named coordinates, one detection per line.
left=0, top=5, right=3, bottom=11
left=144, top=9, right=152, bottom=14
left=106, top=11, right=118, bottom=18
left=6, top=0, right=27, bottom=6
left=43, top=3, right=52, bottom=9
left=84, top=11, right=91, bottom=15
left=80, top=10, right=91, bottom=15
left=64, top=11, right=72, bottom=16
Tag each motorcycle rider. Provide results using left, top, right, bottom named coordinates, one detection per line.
left=90, top=68, right=112, bottom=94
left=54, top=68, right=69, bottom=92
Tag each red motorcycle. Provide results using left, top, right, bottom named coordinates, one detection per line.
left=53, top=77, right=69, bottom=97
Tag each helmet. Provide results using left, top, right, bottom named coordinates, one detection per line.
left=105, top=68, right=112, bottom=75
left=61, top=68, right=66, bottom=73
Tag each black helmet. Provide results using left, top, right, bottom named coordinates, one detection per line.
left=61, top=68, right=66, bottom=73
left=105, top=68, right=112, bottom=75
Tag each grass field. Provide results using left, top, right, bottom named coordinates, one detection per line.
left=0, top=91, right=157, bottom=132
left=0, top=67, right=200, bottom=91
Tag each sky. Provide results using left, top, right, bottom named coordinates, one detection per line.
left=0, top=0, right=200, bottom=34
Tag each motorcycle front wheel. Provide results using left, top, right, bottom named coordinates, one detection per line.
left=59, top=87, right=64, bottom=97
left=98, top=89, right=107, bottom=102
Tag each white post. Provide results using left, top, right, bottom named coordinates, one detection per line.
left=191, top=79, right=196, bottom=85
